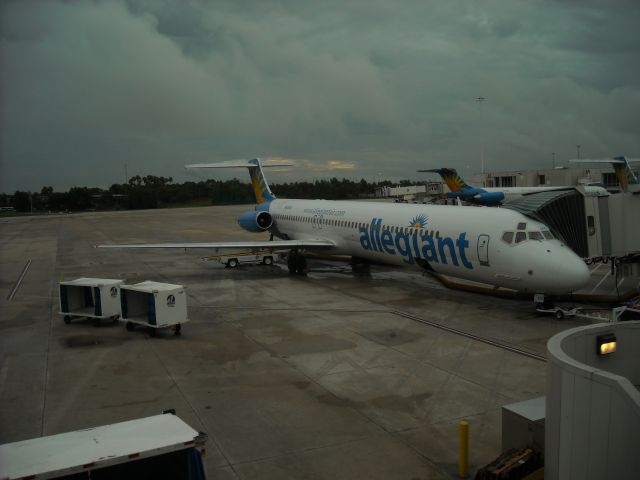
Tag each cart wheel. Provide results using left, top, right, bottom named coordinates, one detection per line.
left=263, top=256, right=273, bottom=266
left=125, top=321, right=135, bottom=331
left=555, top=310, right=564, bottom=320
left=227, top=258, right=238, bottom=268
left=112, top=315, right=119, bottom=323
left=174, top=324, right=182, bottom=336
left=63, top=315, right=72, bottom=324
left=148, top=328, right=157, bottom=337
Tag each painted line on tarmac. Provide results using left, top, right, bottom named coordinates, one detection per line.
left=391, top=310, right=547, bottom=362
left=198, top=304, right=547, bottom=362
left=7, top=259, right=32, bottom=301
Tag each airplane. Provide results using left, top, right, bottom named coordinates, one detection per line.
left=569, top=155, right=640, bottom=193
left=418, top=167, right=570, bottom=205
left=97, top=158, right=590, bottom=295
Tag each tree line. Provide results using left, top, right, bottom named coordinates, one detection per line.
left=1, top=175, right=407, bottom=213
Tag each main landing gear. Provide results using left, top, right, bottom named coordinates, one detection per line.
left=287, top=253, right=308, bottom=275
left=350, top=257, right=371, bottom=275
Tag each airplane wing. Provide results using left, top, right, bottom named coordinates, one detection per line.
left=95, top=239, right=335, bottom=250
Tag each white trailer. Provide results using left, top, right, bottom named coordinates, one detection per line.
left=0, top=413, right=207, bottom=480
left=58, top=278, right=124, bottom=324
left=120, top=281, right=188, bottom=335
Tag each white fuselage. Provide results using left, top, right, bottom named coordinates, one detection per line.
left=481, top=185, right=607, bottom=199
left=265, top=199, right=590, bottom=294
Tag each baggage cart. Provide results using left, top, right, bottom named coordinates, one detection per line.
left=59, top=277, right=124, bottom=324
left=120, top=281, right=188, bottom=335
left=201, top=250, right=283, bottom=268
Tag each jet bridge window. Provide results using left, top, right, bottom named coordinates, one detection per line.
left=502, top=231, right=514, bottom=244
left=587, top=216, right=596, bottom=236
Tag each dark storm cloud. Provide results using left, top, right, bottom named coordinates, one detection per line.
left=1, top=0, right=639, bottom=191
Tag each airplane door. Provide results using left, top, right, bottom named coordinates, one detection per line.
left=313, top=214, right=323, bottom=230
left=477, top=235, right=490, bottom=266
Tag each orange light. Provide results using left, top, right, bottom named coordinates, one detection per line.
left=596, top=333, right=617, bottom=356
left=599, top=341, right=616, bottom=355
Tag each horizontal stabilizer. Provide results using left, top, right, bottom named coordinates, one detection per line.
left=569, top=159, right=626, bottom=164
left=95, top=239, right=335, bottom=250
left=185, top=159, right=292, bottom=169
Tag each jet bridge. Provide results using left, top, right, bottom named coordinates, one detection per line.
left=505, top=188, right=591, bottom=258
left=505, top=187, right=640, bottom=261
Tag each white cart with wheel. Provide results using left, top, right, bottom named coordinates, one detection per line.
left=59, top=277, right=124, bottom=324
left=120, top=281, right=188, bottom=336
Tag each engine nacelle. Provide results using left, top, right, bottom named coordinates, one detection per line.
left=472, top=191, right=504, bottom=205
left=448, top=189, right=504, bottom=205
left=237, top=210, right=273, bottom=232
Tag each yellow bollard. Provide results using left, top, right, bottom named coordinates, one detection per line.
left=459, top=420, right=469, bottom=478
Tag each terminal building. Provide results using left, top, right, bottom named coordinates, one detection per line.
left=469, top=163, right=639, bottom=193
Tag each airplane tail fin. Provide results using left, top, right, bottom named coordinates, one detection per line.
left=611, top=156, right=639, bottom=191
left=570, top=156, right=639, bottom=192
left=185, top=158, right=292, bottom=204
left=418, top=168, right=471, bottom=192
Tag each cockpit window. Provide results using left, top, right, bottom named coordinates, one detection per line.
left=502, top=231, right=514, bottom=244
left=529, top=231, right=544, bottom=241
left=517, top=222, right=527, bottom=230
left=515, top=231, right=527, bottom=244
left=542, top=230, right=554, bottom=240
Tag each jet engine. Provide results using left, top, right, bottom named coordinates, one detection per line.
left=471, top=191, right=504, bottom=205
left=238, top=210, right=273, bottom=232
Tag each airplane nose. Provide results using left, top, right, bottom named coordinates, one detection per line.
left=559, top=255, right=590, bottom=292
left=530, top=247, right=591, bottom=294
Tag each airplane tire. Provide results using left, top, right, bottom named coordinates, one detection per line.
left=228, top=258, right=238, bottom=268
left=263, top=256, right=273, bottom=265
left=174, top=324, right=182, bottom=335
left=297, top=256, right=308, bottom=275
left=125, top=321, right=135, bottom=331
left=555, top=310, right=564, bottom=320
left=287, top=255, right=297, bottom=274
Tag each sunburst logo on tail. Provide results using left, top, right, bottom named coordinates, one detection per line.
left=247, top=159, right=275, bottom=203
left=612, top=163, right=633, bottom=190
left=439, top=168, right=466, bottom=192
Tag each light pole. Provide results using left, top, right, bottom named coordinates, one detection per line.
left=576, top=145, right=581, bottom=159
left=476, top=96, right=486, bottom=174
left=552, top=152, right=555, bottom=169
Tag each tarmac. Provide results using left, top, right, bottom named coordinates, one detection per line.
left=0, top=205, right=611, bottom=479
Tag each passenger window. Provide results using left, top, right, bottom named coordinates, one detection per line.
left=517, top=222, right=527, bottom=230
left=529, top=231, right=544, bottom=241
left=515, top=231, right=527, bottom=244
left=502, top=231, right=514, bottom=244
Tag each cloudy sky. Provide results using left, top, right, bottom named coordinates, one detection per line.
left=1, top=0, right=639, bottom=192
